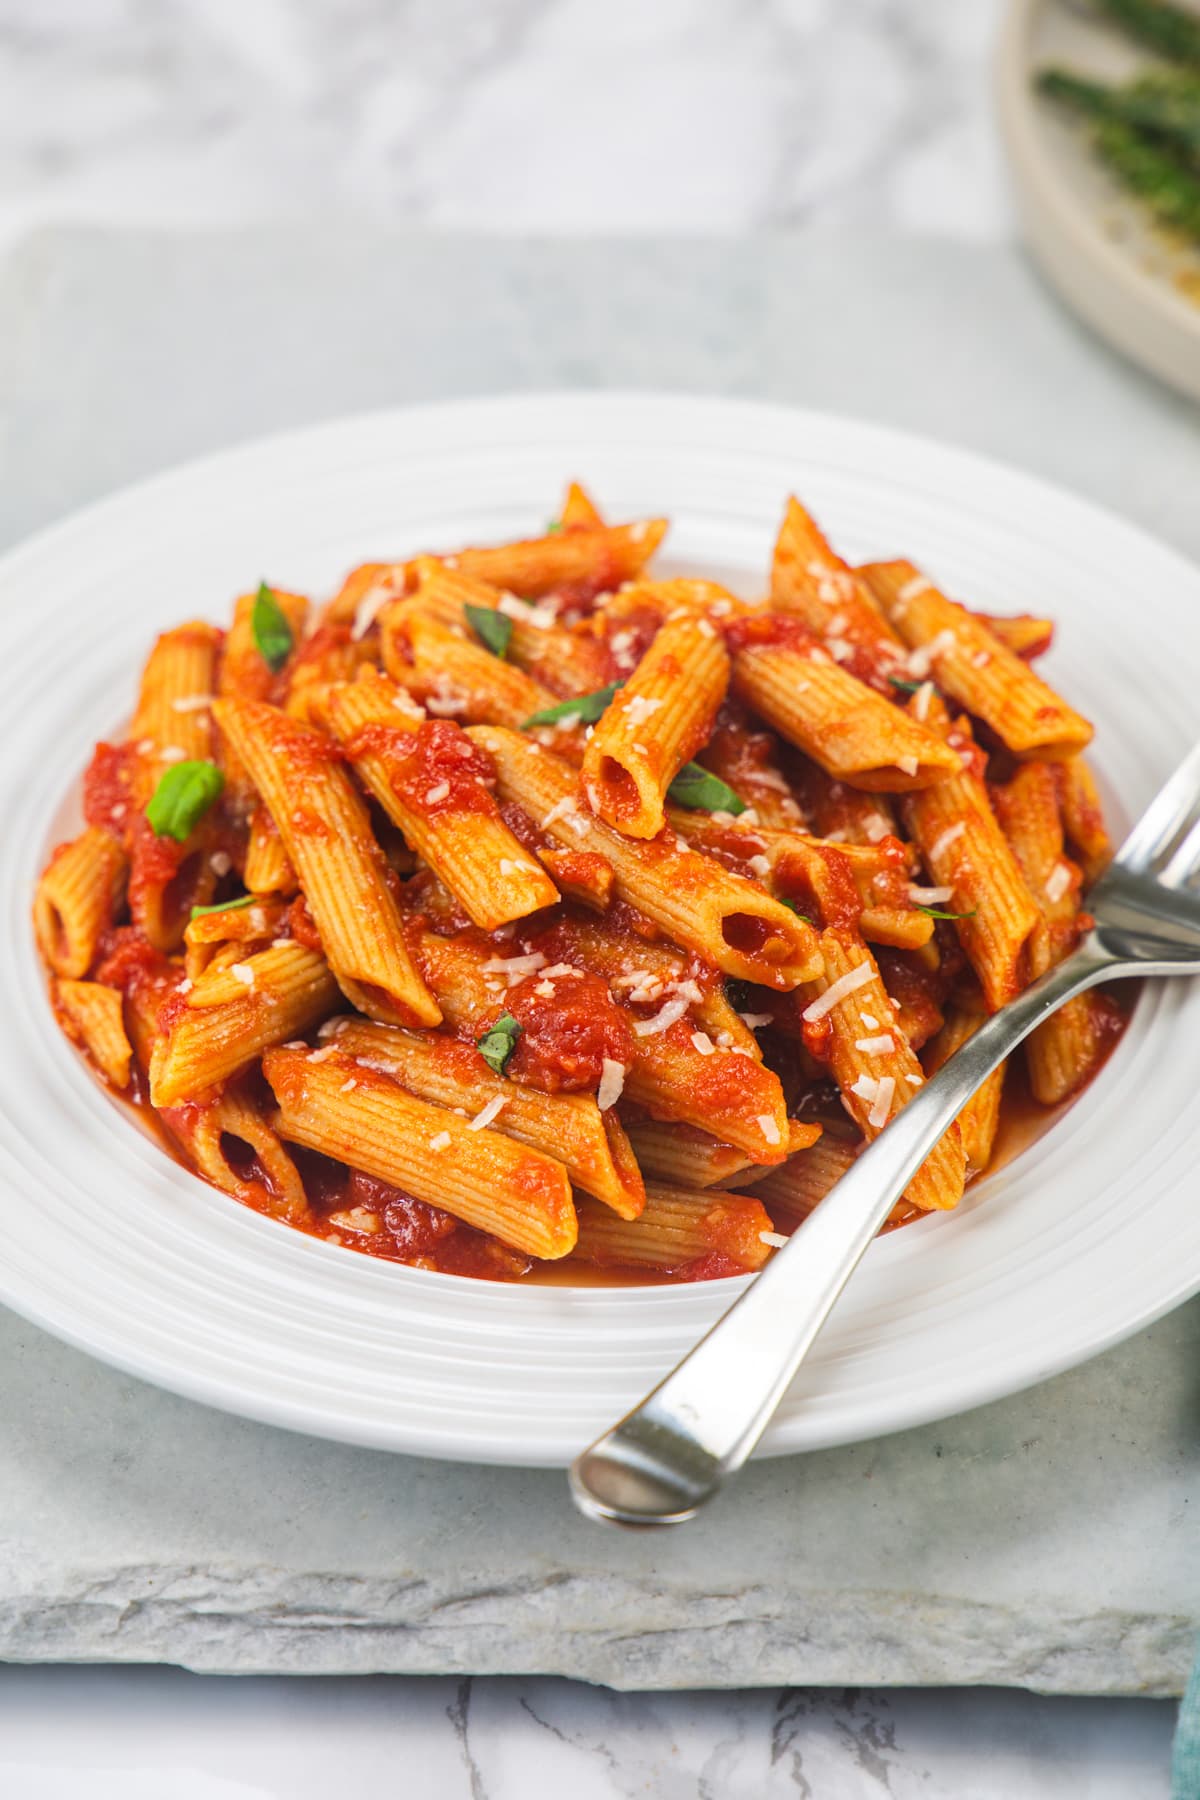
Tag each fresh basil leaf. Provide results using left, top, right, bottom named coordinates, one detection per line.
left=917, top=905, right=978, bottom=921
left=779, top=898, right=815, bottom=924
left=465, top=602, right=512, bottom=660
left=252, top=582, right=294, bottom=673
left=522, top=681, right=623, bottom=728
left=190, top=893, right=258, bottom=921
left=145, top=760, right=225, bottom=842
left=546, top=519, right=564, bottom=535
left=477, top=1012, right=522, bottom=1076
left=888, top=675, right=932, bottom=694
left=667, top=762, right=748, bottom=815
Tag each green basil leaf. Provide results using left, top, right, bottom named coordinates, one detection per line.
left=465, top=602, right=513, bottom=660
left=779, top=898, right=814, bottom=924
left=145, top=760, right=225, bottom=843
left=917, top=905, right=978, bottom=921
left=667, top=762, right=747, bottom=815
left=888, top=675, right=931, bottom=694
left=190, top=893, right=258, bottom=921
left=546, top=519, right=564, bottom=535
left=477, top=1012, right=522, bottom=1076
left=252, top=582, right=294, bottom=673
left=522, top=681, right=624, bottom=728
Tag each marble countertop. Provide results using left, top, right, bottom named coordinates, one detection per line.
left=0, top=0, right=1012, bottom=249
left=0, top=2, right=1190, bottom=1795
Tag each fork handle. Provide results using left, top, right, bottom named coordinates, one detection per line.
left=569, top=940, right=1116, bottom=1526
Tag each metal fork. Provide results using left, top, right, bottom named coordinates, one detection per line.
left=569, top=742, right=1200, bottom=1527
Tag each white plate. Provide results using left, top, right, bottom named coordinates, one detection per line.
left=3, top=391, right=1199, bottom=1466
left=997, top=0, right=1200, bottom=403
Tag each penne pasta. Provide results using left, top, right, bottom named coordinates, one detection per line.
left=469, top=726, right=822, bottom=989
left=727, top=617, right=962, bottom=791
left=323, top=1017, right=644, bottom=1218
left=264, top=1045, right=577, bottom=1259
left=924, top=1006, right=1006, bottom=1176
left=582, top=614, right=730, bottom=838
left=213, top=696, right=441, bottom=1028
left=770, top=497, right=908, bottom=691
left=321, top=668, right=559, bottom=930
left=573, top=1183, right=774, bottom=1274
left=34, top=826, right=128, bottom=978
left=150, top=940, right=339, bottom=1106
left=861, top=560, right=1093, bottom=759
left=55, top=978, right=133, bottom=1089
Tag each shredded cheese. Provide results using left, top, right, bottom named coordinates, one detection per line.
left=756, top=1114, right=782, bottom=1146
left=908, top=884, right=954, bottom=905
left=425, top=782, right=451, bottom=804
left=739, top=1011, right=774, bottom=1029
left=690, top=1030, right=716, bottom=1056
left=931, top=821, right=967, bottom=861
left=859, top=1012, right=879, bottom=1030
left=1044, top=862, right=1072, bottom=904
left=597, top=1059, right=626, bottom=1111
left=481, top=951, right=546, bottom=981
left=623, top=694, right=664, bottom=727
left=171, top=693, right=214, bottom=713
left=429, top=1131, right=452, bottom=1152
left=468, top=1095, right=508, bottom=1131
left=210, top=850, right=232, bottom=877
left=897, top=575, right=933, bottom=605
left=230, top=962, right=255, bottom=988
left=854, top=1033, right=896, bottom=1055
left=351, top=584, right=396, bottom=640
left=633, top=996, right=691, bottom=1037
left=802, top=961, right=874, bottom=1022
left=540, top=796, right=578, bottom=830
left=759, top=1230, right=790, bottom=1249
left=896, top=754, right=919, bottom=778
left=867, top=1075, right=895, bottom=1129
left=340, top=1077, right=358, bottom=1093
left=913, top=680, right=935, bottom=722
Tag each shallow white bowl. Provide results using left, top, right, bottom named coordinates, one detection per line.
left=997, top=0, right=1200, bottom=401
left=3, top=391, right=1200, bottom=1465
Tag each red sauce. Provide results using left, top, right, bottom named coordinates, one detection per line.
left=346, top=720, right=498, bottom=819
left=723, top=613, right=822, bottom=657
left=83, top=741, right=139, bottom=838
left=495, top=968, right=634, bottom=1093
left=286, top=894, right=323, bottom=951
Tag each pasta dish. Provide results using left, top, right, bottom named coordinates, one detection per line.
left=33, top=483, right=1123, bottom=1283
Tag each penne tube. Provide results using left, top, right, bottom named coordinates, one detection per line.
left=991, top=760, right=1114, bottom=1105
left=770, top=497, right=908, bottom=691
left=727, top=618, right=961, bottom=791
left=182, top=896, right=287, bottom=982
left=217, top=587, right=309, bottom=800
left=212, top=696, right=441, bottom=1028
left=322, top=669, right=559, bottom=931
left=264, top=1046, right=577, bottom=1259
left=902, top=701, right=1042, bottom=1013
left=387, top=564, right=612, bottom=699
left=323, top=1018, right=644, bottom=1219
left=792, top=762, right=900, bottom=848
left=55, top=979, right=133, bottom=1089
left=324, top=561, right=412, bottom=633
left=1058, top=756, right=1112, bottom=884
left=628, top=1118, right=821, bottom=1190
left=558, top=480, right=604, bottom=528
left=861, top=560, right=1093, bottom=759
left=468, top=727, right=822, bottom=989
left=244, top=806, right=298, bottom=895
left=33, top=827, right=128, bottom=978
left=284, top=620, right=376, bottom=724
left=440, top=517, right=667, bottom=601
left=582, top=614, right=730, bottom=838
left=400, top=609, right=581, bottom=743
left=802, top=927, right=966, bottom=1211
left=165, top=1084, right=310, bottom=1225
left=745, top=1133, right=858, bottom=1224
left=150, top=941, right=339, bottom=1106
left=977, top=613, right=1054, bottom=659
left=697, top=706, right=809, bottom=830
left=573, top=1183, right=774, bottom=1274
left=130, top=622, right=222, bottom=775
left=924, top=1006, right=1006, bottom=1176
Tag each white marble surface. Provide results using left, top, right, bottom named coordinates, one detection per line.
left=0, top=1, right=1190, bottom=1794
left=0, top=1667, right=1177, bottom=1799
left=0, top=0, right=1013, bottom=248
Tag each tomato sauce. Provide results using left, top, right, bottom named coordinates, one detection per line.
left=493, top=969, right=633, bottom=1093
left=345, top=720, right=498, bottom=819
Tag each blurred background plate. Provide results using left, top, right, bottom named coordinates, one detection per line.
left=998, top=0, right=1200, bottom=400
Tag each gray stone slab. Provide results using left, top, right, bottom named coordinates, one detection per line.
left=1, top=228, right=1198, bottom=1694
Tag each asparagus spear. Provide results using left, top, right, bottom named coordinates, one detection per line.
left=1038, top=68, right=1200, bottom=162
left=1092, top=116, right=1200, bottom=241
left=1092, top=0, right=1200, bottom=69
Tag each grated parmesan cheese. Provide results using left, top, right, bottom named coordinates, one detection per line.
left=690, top=1030, right=716, bottom=1056
left=897, top=575, right=933, bottom=605
left=623, top=695, right=664, bottom=727
left=896, top=754, right=919, bottom=778
left=748, top=854, right=771, bottom=879
left=803, top=961, right=874, bottom=1022
left=533, top=979, right=555, bottom=998
left=351, top=584, right=396, bottom=640
left=481, top=951, right=546, bottom=982
left=425, top=782, right=450, bottom=804
left=210, top=850, right=232, bottom=878
left=597, top=1058, right=625, bottom=1111
left=867, top=1075, right=895, bottom=1129
left=756, top=1114, right=782, bottom=1146
left=159, top=745, right=187, bottom=764
left=542, top=962, right=583, bottom=979
left=230, top=962, right=255, bottom=988
left=171, top=693, right=213, bottom=713
left=633, top=996, right=691, bottom=1037
left=468, top=1095, right=508, bottom=1131
left=971, top=649, right=991, bottom=668
left=498, top=859, right=521, bottom=877
left=1044, top=862, right=1072, bottom=904
left=340, top=1077, right=358, bottom=1093
left=854, top=1033, right=896, bottom=1055
left=931, top=821, right=967, bottom=861
left=759, top=1230, right=789, bottom=1249
left=739, top=1011, right=775, bottom=1029
left=908, top=884, right=954, bottom=905
left=859, top=1012, right=879, bottom=1030
left=429, top=1131, right=452, bottom=1152
left=905, top=1073, right=922, bottom=1086
left=913, top=680, right=935, bottom=722
left=697, top=618, right=717, bottom=639
left=540, top=797, right=578, bottom=830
